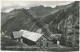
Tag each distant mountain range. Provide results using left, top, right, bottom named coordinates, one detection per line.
left=1, top=2, right=72, bottom=25
left=28, top=3, right=72, bottom=18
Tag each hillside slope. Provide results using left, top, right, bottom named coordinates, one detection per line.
left=42, top=1, right=79, bottom=47
left=2, top=9, right=39, bottom=35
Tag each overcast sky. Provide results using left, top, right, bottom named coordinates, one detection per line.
left=1, top=0, right=74, bottom=13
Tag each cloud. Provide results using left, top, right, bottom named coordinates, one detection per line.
left=1, top=1, right=74, bottom=13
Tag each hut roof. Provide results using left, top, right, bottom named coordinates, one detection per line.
left=20, top=30, right=43, bottom=42
left=13, top=31, right=22, bottom=38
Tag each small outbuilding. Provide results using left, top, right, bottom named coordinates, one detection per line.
left=12, top=31, right=22, bottom=42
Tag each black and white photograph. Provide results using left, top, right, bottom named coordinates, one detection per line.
left=1, top=0, right=79, bottom=51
